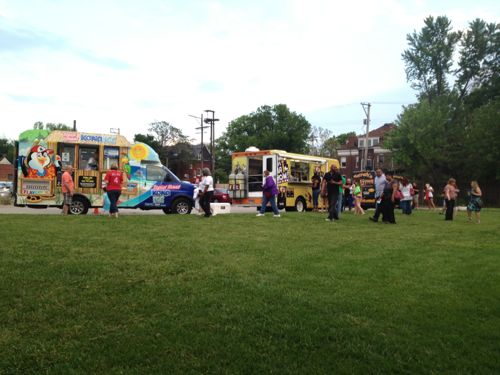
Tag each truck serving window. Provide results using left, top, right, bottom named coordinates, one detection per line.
left=79, top=146, right=99, bottom=170
left=103, top=147, right=119, bottom=169
left=290, top=161, right=309, bottom=182
left=248, top=157, right=263, bottom=192
left=59, top=144, right=75, bottom=169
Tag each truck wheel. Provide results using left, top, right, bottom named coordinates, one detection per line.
left=295, top=197, right=306, bottom=212
left=70, top=195, right=89, bottom=215
left=172, top=198, right=192, bottom=215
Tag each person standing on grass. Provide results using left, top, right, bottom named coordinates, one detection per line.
left=311, top=167, right=322, bottom=212
left=369, top=168, right=386, bottom=222
left=319, top=171, right=328, bottom=212
left=412, top=182, right=419, bottom=209
left=337, top=174, right=346, bottom=216
left=467, top=181, right=482, bottom=224
left=425, top=183, right=436, bottom=209
left=322, top=164, right=342, bottom=222
left=399, top=178, right=413, bottom=215
left=352, top=180, right=365, bottom=215
left=381, top=172, right=398, bottom=224
left=343, top=177, right=353, bottom=212
left=104, top=163, right=125, bottom=218
left=257, top=170, right=280, bottom=217
left=61, top=165, right=74, bottom=215
left=443, top=178, right=458, bottom=221
left=198, top=168, right=214, bottom=218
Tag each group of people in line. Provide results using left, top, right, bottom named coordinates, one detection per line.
left=259, top=165, right=484, bottom=224
left=61, top=161, right=483, bottom=224
left=61, top=163, right=125, bottom=217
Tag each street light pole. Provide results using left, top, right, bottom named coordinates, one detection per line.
left=204, top=110, right=219, bottom=172
left=188, top=114, right=207, bottom=171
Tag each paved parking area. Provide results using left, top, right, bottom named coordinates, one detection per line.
left=0, top=204, right=257, bottom=215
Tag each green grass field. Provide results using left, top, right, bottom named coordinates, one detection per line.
left=1, top=209, right=499, bottom=374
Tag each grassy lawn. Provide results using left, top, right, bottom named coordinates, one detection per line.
left=1, top=209, right=499, bottom=374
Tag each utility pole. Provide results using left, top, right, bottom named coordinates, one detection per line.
left=188, top=114, right=207, bottom=171
left=204, top=110, right=219, bottom=172
left=361, top=102, right=371, bottom=170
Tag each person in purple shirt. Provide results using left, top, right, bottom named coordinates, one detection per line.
left=256, top=170, right=281, bottom=217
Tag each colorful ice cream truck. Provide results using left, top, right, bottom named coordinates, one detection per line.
left=14, top=129, right=194, bottom=214
left=228, top=148, right=339, bottom=211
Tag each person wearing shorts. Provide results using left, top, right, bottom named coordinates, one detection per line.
left=61, top=165, right=74, bottom=215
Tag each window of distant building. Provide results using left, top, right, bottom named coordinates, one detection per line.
left=341, top=157, right=347, bottom=168
left=378, top=154, right=385, bottom=164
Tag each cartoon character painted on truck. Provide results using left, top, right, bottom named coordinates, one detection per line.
left=15, top=129, right=194, bottom=215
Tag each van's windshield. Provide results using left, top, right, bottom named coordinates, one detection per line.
left=144, top=164, right=180, bottom=183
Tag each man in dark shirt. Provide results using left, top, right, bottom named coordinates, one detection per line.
left=381, top=172, right=397, bottom=224
left=322, top=164, right=343, bottom=221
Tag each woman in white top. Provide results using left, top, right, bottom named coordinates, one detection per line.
left=399, top=178, right=413, bottom=215
left=425, top=183, right=436, bottom=209
left=198, top=168, right=214, bottom=217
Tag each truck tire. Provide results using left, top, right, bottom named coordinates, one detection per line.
left=171, top=198, right=192, bottom=215
left=70, top=195, right=90, bottom=215
left=295, top=197, right=306, bottom=212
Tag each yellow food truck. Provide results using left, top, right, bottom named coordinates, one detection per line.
left=228, top=148, right=339, bottom=211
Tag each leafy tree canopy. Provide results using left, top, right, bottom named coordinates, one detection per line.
left=388, top=16, right=500, bottom=187
left=148, top=121, right=190, bottom=147
left=33, top=121, right=72, bottom=131
left=218, top=104, right=311, bottom=154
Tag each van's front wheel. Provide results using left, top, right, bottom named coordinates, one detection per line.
left=171, top=198, right=192, bottom=215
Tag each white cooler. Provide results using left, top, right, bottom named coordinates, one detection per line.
left=210, top=203, right=231, bottom=215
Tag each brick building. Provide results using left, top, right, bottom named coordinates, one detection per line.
left=337, top=123, right=396, bottom=178
left=0, top=157, right=14, bottom=181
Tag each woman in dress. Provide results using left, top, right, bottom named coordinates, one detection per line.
left=467, top=181, right=482, bottom=224
left=425, top=183, right=436, bottom=209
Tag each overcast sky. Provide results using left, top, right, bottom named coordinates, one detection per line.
left=0, top=0, right=498, bottom=144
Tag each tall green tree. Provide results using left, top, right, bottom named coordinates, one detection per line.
left=147, top=121, right=190, bottom=166
left=219, top=104, right=311, bottom=153
left=402, top=16, right=460, bottom=102
left=388, top=16, right=500, bottom=187
left=148, top=121, right=189, bottom=147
